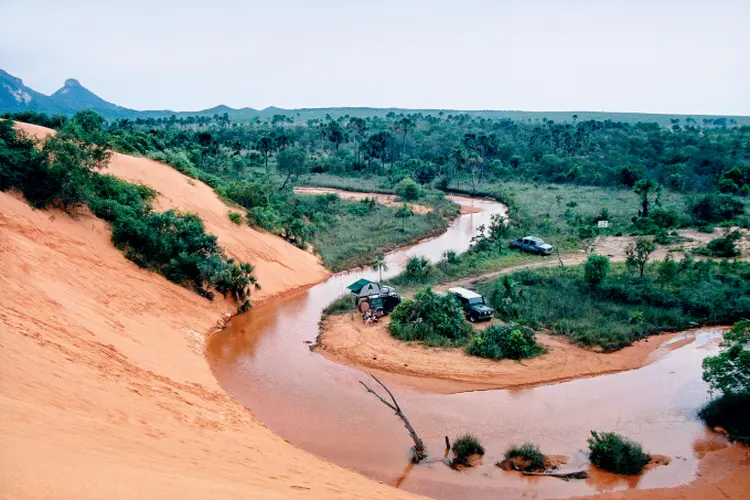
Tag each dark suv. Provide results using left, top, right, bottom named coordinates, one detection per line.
left=448, top=287, right=493, bottom=322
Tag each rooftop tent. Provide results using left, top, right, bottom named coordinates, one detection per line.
left=347, top=278, right=375, bottom=294
left=347, top=278, right=381, bottom=298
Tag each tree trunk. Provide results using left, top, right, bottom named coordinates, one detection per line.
left=280, top=172, right=293, bottom=190
left=360, top=374, right=427, bottom=462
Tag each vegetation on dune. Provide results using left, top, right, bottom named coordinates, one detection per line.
left=451, top=434, right=485, bottom=466
left=388, top=287, right=473, bottom=346
left=0, top=116, right=258, bottom=309
left=477, top=259, right=750, bottom=351
left=699, top=320, right=750, bottom=443
left=587, top=431, right=651, bottom=475
left=504, top=443, right=546, bottom=471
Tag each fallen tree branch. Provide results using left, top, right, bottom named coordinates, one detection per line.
left=521, top=470, right=589, bottom=481
left=360, top=373, right=427, bottom=463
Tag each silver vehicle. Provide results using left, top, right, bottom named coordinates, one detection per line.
left=509, top=236, right=554, bottom=255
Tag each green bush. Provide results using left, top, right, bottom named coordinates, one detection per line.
left=691, top=194, right=745, bottom=224
left=695, top=230, right=743, bottom=258
left=466, top=323, right=543, bottom=360
left=228, top=211, right=243, bottom=225
left=587, top=431, right=650, bottom=474
left=405, top=256, right=432, bottom=280
left=504, top=443, right=546, bottom=470
left=395, top=177, right=421, bottom=201
left=389, top=287, right=472, bottom=346
left=323, top=294, right=356, bottom=317
left=452, top=434, right=485, bottom=466
left=702, top=321, right=750, bottom=397
left=584, top=254, right=610, bottom=288
left=699, top=394, right=750, bottom=444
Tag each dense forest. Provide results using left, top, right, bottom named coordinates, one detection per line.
left=7, top=108, right=749, bottom=197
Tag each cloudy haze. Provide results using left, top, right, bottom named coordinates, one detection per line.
left=1, top=0, right=748, bottom=114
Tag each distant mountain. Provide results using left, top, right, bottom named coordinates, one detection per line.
left=51, top=78, right=127, bottom=114
left=1, top=68, right=749, bottom=127
left=0, top=69, right=65, bottom=113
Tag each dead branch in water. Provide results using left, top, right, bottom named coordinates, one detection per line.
left=360, top=373, right=427, bottom=463
left=521, top=470, right=588, bottom=481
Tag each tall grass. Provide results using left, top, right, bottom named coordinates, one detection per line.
left=313, top=204, right=451, bottom=271
left=504, top=443, right=546, bottom=470
left=322, top=294, right=356, bottom=317
left=452, top=434, right=485, bottom=466
left=477, top=261, right=750, bottom=350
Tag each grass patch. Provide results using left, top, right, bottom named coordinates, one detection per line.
left=587, top=431, right=651, bottom=475
left=452, top=434, right=485, bottom=466
left=476, top=260, right=750, bottom=350
left=322, top=294, right=356, bottom=317
left=388, top=182, right=691, bottom=290
left=228, top=211, right=243, bottom=225
left=504, top=443, right=546, bottom=471
left=312, top=202, right=451, bottom=271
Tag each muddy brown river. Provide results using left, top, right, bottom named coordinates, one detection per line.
left=206, top=196, right=727, bottom=499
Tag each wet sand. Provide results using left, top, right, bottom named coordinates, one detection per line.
left=316, top=315, right=701, bottom=394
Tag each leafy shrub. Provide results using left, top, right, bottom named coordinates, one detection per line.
left=702, top=321, right=750, bottom=397
left=389, top=287, right=471, bottom=346
left=452, top=434, right=485, bottom=466
left=699, top=321, right=750, bottom=443
left=442, top=250, right=459, bottom=264
left=649, top=207, right=681, bottom=229
left=323, top=294, right=356, bottom=317
left=228, top=211, right=243, bottom=225
left=247, top=206, right=281, bottom=232
left=695, top=230, right=743, bottom=258
left=691, top=194, right=745, bottom=224
left=584, top=254, right=610, bottom=288
left=466, top=323, right=543, bottom=360
left=405, top=256, right=432, bottom=280
left=504, top=443, right=546, bottom=470
left=699, top=394, right=750, bottom=444
left=395, top=177, right=421, bottom=201
left=587, top=431, right=650, bottom=474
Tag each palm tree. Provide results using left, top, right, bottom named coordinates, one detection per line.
left=633, top=179, right=659, bottom=218
left=371, top=253, right=388, bottom=282
left=395, top=203, right=414, bottom=232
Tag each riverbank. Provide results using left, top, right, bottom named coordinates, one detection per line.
left=315, top=314, right=703, bottom=394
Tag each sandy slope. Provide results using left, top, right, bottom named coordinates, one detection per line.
left=14, top=121, right=329, bottom=302
left=0, top=125, right=419, bottom=500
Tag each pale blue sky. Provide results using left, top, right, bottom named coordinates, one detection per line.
left=1, top=0, right=748, bottom=114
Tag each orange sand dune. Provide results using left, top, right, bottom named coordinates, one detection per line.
left=0, top=191, right=418, bottom=499
left=13, top=121, right=329, bottom=302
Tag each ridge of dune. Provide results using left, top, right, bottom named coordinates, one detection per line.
left=12, top=121, right=329, bottom=302
left=0, top=122, right=420, bottom=500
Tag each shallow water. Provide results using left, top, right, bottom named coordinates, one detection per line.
left=206, top=197, right=726, bottom=499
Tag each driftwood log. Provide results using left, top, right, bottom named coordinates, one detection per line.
left=360, top=373, right=427, bottom=463
left=521, top=470, right=589, bottom=481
